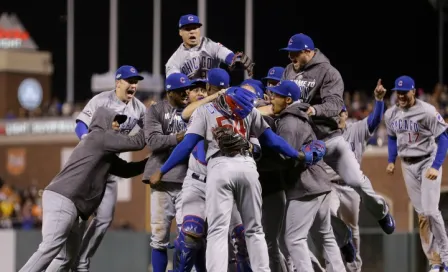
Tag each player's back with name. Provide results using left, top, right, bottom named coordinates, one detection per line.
left=385, top=99, right=447, bottom=157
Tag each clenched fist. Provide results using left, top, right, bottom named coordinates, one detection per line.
left=374, top=79, right=387, bottom=101
left=386, top=163, right=395, bottom=175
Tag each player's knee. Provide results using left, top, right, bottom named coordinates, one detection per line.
left=179, top=215, right=206, bottom=249
left=423, top=210, right=442, bottom=220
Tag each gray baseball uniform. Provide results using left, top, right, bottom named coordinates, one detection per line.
left=282, top=50, right=389, bottom=223
left=276, top=102, right=346, bottom=272
left=165, top=37, right=233, bottom=79
left=186, top=103, right=270, bottom=272
left=143, top=100, right=187, bottom=251
left=385, top=99, right=448, bottom=264
left=47, top=90, right=146, bottom=272
left=20, top=108, right=147, bottom=272
left=182, top=140, right=253, bottom=271
left=326, top=117, right=374, bottom=272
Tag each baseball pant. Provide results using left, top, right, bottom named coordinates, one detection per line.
left=47, top=180, right=118, bottom=271
left=330, top=183, right=362, bottom=272
left=150, top=182, right=183, bottom=249
left=181, top=170, right=247, bottom=272
left=401, top=155, right=448, bottom=264
left=324, top=136, right=388, bottom=220
left=418, top=214, right=442, bottom=266
left=262, top=190, right=288, bottom=272
left=206, top=155, right=270, bottom=272
left=19, top=190, right=80, bottom=272
left=284, top=193, right=346, bottom=272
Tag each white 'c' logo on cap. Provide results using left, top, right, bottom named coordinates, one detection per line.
left=398, top=80, right=403, bottom=86
left=269, top=69, right=275, bottom=75
left=188, top=16, right=194, bottom=21
left=288, top=39, right=293, bottom=45
left=130, top=68, right=136, bottom=73
left=180, top=77, right=186, bottom=83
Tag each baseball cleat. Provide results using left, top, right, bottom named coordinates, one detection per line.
left=341, top=240, right=356, bottom=263
left=340, top=227, right=356, bottom=263
left=378, top=213, right=395, bottom=234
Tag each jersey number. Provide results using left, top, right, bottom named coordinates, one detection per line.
left=408, top=132, right=420, bottom=143
left=216, top=116, right=246, bottom=136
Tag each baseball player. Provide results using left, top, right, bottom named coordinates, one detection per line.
left=262, top=66, right=285, bottom=87
left=149, top=87, right=323, bottom=272
left=172, top=68, right=253, bottom=272
left=268, top=80, right=346, bottom=272
left=166, top=14, right=254, bottom=80
left=19, top=107, right=148, bottom=272
left=319, top=79, right=386, bottom=272
left=141, top=72, right=193, bottom=272
left=385, top=75, right=448, bottom=272
left=281, top=33, right=395, bottom=234
left=46, top=65, right=146, bottom=271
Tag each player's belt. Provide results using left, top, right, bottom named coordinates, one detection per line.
left=192, top=172, right=206, bottom=183
left=331, top=180, right=347, bottom=186
left=401, top=154, right=431, bottom=165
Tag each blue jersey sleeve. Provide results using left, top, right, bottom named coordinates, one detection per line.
left=75, top=121, right=89, bottom=140
left=160, top=134, right=203, bottom=174
left=259, top=128, right=299, bottom=159
left=367, top=100, right=385, bottom=133
left=432, top=131, right=448, bottom=170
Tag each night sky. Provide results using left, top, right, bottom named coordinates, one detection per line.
left=0, top=0, right=443, bottom=102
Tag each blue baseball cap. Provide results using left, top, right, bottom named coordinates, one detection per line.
left=262, top=66, right=285, bottom=83
left=391, top=76, right=415, bottom=91
left=206, top=68, right=230, bottom=87
left=179, top=14, right=202, bottom=29
left=241, top=79, right=264, bottom=99
left=241, top=79, right=265, bottom=91
left=191, top=79, right=207, bottom=87
left=267, top=80, right=301, bottom=101
left=115, top=65, right=144, bottom=80
left=165, top=73, right=192, bottom=91
left=280, top=33, right=314, bottom=52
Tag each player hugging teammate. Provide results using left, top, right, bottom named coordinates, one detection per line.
left=21, top=11, right=448, bottom=272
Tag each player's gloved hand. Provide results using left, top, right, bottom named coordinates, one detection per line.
left=386, top=163, right=395, bottom=175
left=299, top=140, right=326, bottom=166
left=425, top=167, right=439, bottom=180
left=147, top=169, right=163, bottom=188
left=212, top=126, right=250, bottom=157
left=229, top=52, right=255, bottom=77
left=374, top=79, right=387, bottom=101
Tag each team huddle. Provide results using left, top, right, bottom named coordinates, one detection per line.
left=19, top=13, right=448, bottom=272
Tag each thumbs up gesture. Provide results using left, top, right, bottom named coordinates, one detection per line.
left=374, top=79, right=387, bottom=101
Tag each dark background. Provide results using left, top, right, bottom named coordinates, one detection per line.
left=0, top=0, right=443, bottom=102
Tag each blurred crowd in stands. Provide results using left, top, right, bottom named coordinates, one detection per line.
left=0, top=177, right=42, bottom=230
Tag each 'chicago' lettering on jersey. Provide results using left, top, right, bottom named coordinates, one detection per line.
left=389, top=119, right=419, bottom=133
left=181, top=56, right=213, bottom=78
